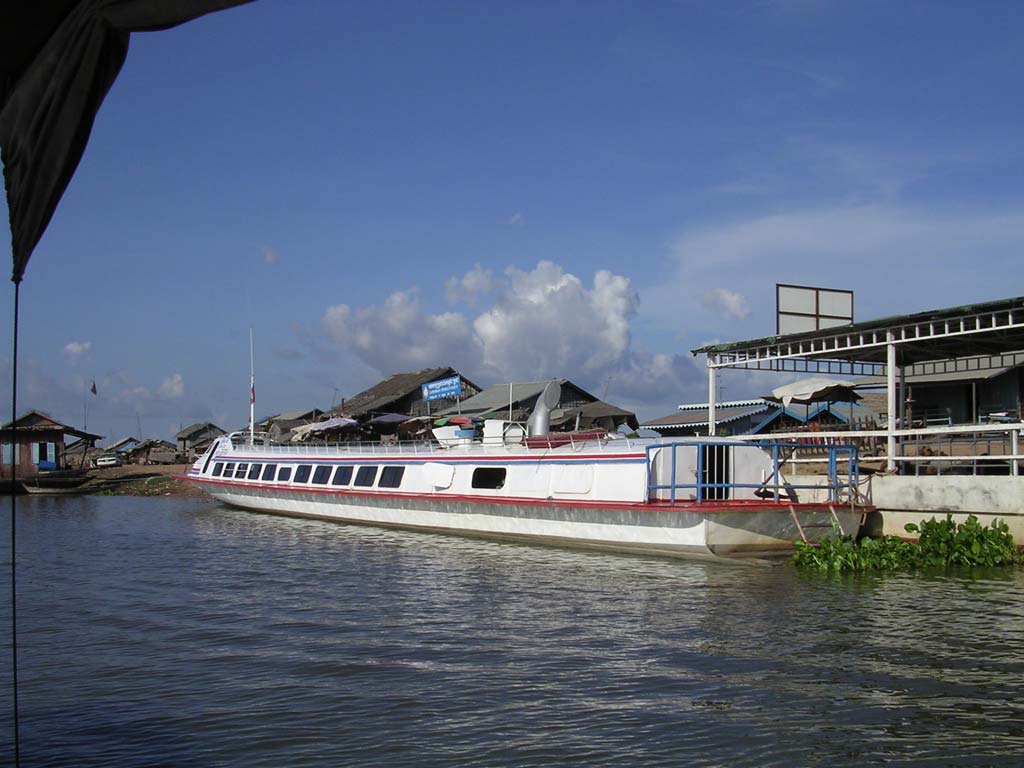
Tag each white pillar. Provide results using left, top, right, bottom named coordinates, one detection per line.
left=887, top=331, right=897, bottom=472
left=1013, top=429, right=1020, bottom=476
left=898, top=364, right=906, bottom=427
left=707, top=361, right=717, bottom=436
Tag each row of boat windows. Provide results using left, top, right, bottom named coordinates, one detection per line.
left=211, top=461, right=406, bottom=489
left=210, top=461, right=509, bottom=490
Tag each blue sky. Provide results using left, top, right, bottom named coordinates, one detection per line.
left=4, top=0, right=1024, bottom=442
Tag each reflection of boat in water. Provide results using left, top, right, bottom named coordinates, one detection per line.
left=183, top=393, right=869, bottom=560
left=20, top=468, right=92, bottom=495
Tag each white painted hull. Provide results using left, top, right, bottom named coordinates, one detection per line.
left=197, top=480, right=862, bottom=561
left=183, top=434, right=867, bottom=561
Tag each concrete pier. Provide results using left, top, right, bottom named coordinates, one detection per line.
left=791, top=473, right=1024, bottom=543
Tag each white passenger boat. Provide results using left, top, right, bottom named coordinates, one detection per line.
left=182, top=397, right=869, bottom=560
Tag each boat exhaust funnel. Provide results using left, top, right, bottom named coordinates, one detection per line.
left=527, top=382, right=561, bottom=437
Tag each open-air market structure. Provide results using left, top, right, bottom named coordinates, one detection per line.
left=691, top=294, right=1024, bottom=541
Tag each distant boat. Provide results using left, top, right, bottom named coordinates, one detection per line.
left=181, top=393, right=868, bottom=561
left=20, top=468, right=91, bottom=495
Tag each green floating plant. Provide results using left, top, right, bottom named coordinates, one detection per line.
left=793, top=515, right=1023, bottom=572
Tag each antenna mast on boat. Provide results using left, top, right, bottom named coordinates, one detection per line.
left=249, top=327, right=255, bottom=443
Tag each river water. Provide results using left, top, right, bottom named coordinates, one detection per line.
left=1, top=495, right=1023, bottom=767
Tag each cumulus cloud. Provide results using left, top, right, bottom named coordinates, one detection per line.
left=320, top=261, right=704, bottom=408
left=445, top=264, right=493, bottom=305
left=158, top=373, right=185, bottom=400
left=473, top=261, right=639, bottom=379
left=702, top=288, right=750, bottom=319
left=63, top=341, right=92, bottom=362
left=323, top=289, right=482, bottom=375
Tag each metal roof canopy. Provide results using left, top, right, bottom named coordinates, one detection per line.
left=689, top=294, right=1024, bottom=467
left=692, top=295, right=1024, bottom=376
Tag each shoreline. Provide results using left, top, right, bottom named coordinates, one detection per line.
left=70, top=464, right=205, bottom=497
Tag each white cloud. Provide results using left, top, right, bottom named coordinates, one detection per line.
left=445, top=264, right=493, bottom=305
left=322, top=289, right=482, bottom=374
left=158, top=373, right=185, bottom=400
left=702, top=288, right=750, bottom=320
left=474, top=262, right=639, bottom=379
left=63, top=341, right=92, bottom=362
left=645, top=203, right=1024, bottom=340
left=320, top=261, right=704, bottom=408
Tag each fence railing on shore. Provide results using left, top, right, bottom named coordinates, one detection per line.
left=732, top=422, right=1023, bottom=476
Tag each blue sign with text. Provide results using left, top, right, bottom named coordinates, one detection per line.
left=421, top=375, right=462, bottom=402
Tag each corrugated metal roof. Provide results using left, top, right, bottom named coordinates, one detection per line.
left=176, top=422, right=224, bottom=440
left=1, top=409, right=103, bottom=440
left=642, top=403, right=770, bottom=428
left=439, top=379, right=599, bottom=417
left=334, top=367, right=480, bottom=417
left=858, top=366, right=1012, bottom=386
left=692, top=295, right=1024, bottom=365
left=549, top=400, right=639, bottom=430
left=677, top=399, right=766, bottom=412
left=275, top=409, right=322, bottom=421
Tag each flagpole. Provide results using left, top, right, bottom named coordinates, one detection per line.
left=249, top=328, right=255, bottom=443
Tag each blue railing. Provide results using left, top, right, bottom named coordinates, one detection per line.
left=645, top=440, right=860, bottom=504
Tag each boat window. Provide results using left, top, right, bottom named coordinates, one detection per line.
left=354, top=466, right=378, bottom=487
left=202, top=447, right=216, bottom=475
left=332, top=466, right=353, bottom=486
left=212, top=463, right=224, bottom=477
left=378, top=466, right=405, bottom=488
left=247, top=463, right=262, bottom=480
left=277, top=466, right=292, bottom=482
left=235, top=463, right=249, bottom=479
left=295, top=465, right=312, bottom=483
left=261, top=464, right=277, bottom=481
left=223, top=463, right=235, bottom=477
left=312, top=466, right=332, bottom=484
left=472, top=467, right=506, bottom=490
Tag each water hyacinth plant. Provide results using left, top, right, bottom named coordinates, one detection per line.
left=793, top=514, right=1023, bottom=572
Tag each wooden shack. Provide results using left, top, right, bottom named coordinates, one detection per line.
left=0, top=410, right=102, bottom=480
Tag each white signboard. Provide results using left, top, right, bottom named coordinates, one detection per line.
left=776, top=284, right=853, bottom=335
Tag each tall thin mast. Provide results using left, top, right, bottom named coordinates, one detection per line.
left=249, top=328, right=255, bottom=443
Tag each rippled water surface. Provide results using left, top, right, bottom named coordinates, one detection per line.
left=2, top=495, right=1024, bottom=767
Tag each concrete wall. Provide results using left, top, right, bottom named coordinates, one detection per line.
left=791, top=473, right=1024, bottom=543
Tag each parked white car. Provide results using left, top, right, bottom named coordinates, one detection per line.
left=95, top=453, right=123, bottom=468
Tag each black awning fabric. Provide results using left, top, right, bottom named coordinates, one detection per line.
left=0, top=0, right=252, bottom=284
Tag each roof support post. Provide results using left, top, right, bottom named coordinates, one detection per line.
left=898, top=364, right=906, bottom=428
left=1012, top=428, right=1019, bottom=477
left=707, top=359, right=717, bottom=436
left=886, top=331, right=897, bottom=472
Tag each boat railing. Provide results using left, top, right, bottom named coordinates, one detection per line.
left=225, top=430, right=640, bottom=455
left=645, top=440, right=862, bottom=505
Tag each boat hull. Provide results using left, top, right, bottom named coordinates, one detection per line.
left=193, top=478, right=862, bottom=562
left=19, top=469, right=91, bottom=495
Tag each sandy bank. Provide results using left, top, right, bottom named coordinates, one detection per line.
left=87, top=464, right=207, bottom=497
